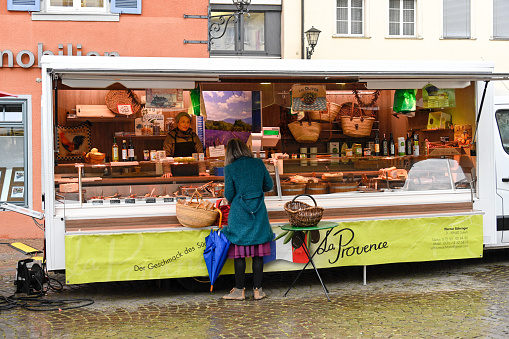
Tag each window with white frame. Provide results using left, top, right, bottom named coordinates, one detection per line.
left=7, top=0, right=141, bottom=17
left=46, top=0, right=107, bottom=13
left=443, top=0, right=470, bottom=39
left=388, top=0, right=415, bottom=37
left=336, top=0, right=364, bottom=36
left=493, top=0, right=509, bottom=39
left=0, top=99, right=29, bottom=206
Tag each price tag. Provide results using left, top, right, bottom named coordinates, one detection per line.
left=117, top=104, right=133, bottom=116
left=145, top=197, right=156, bottom=203
left=163, top=197, right=174, bottom=203
left=92, top=200, right=103, bottom=205
left=125, top=198, right=136, bottom=204
left=208, top=145, right=225, bottom=157
left=109, top=199, right=121, bottom=205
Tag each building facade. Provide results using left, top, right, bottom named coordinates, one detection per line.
left=285, top=0, right=509, bottom=95
left=0, top=0, right=209, bottom=238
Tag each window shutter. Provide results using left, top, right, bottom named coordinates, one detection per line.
left=111, top=0, right=142, bottom=14
left=494, top=0, right=509, bottom=38
left=443, top=0, right=470, bottom=38
left=7, top=0, right=40, bottom=11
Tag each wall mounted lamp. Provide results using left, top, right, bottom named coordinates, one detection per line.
left=305, top=26, right=321, bottom=59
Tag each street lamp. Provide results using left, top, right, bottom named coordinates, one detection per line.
left=305, top=26, right=321, bottom=59
left=209, top=0, right=251, bottom=50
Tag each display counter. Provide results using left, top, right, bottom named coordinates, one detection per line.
left=54, top=151, right=475, bottom=235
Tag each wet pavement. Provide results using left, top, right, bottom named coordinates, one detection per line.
left=2, top=239, right=509, bottom=338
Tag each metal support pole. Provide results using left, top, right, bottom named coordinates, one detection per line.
left=363, top=265, right=367, bottom=285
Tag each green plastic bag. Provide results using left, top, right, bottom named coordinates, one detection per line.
left=393, top=89, right=417, bottom=113
left=190, top=85, right=201, bottom=116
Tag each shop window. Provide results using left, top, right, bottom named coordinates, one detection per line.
left=336, top=0, right=364, bottom=36
left=496, top=109, right=509, bottom=155
left=210, top=5, right=281, bottom=57
left=493, top=0, right=509, bottom=39
left=0, top=99, right=30, bottom=207
left=8, top=0, right=141, bottom=19
left=443, top=0, right=471, bottom=39
left=388, top=0, right=415, bottom=37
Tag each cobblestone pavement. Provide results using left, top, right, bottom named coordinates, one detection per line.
left=2, top=239, right=509, bottom=338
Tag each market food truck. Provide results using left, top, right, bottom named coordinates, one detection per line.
left=39, top=56, right=509, bottom=284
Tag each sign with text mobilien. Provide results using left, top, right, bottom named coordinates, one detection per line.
left=0, top=43, right=120, bottom=69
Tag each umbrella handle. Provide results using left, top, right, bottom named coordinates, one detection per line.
left=215, top=208, right=223, bottom=228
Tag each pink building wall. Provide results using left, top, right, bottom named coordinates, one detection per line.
left=0, top=1, right=209, bottom=238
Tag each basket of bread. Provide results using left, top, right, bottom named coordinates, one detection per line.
left=176, top=190, right=221, bottom=228
left=84, top=148, right=106, bottom=164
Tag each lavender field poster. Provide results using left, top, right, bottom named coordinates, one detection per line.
left=203, top=91, right=252, bottom=148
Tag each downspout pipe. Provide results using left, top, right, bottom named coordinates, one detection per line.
left=301, top=0, right=305, bottom=59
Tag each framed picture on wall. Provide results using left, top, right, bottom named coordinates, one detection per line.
left=9, top=186, right=24, bottom=200
left=56, top=122, right=91, bottom=161
left=8, top=167, right=25, bottom=202
left=0, top=167, right=6, bottom=195
left=13, top=170, right=24, bottom=182
left=10, top=167, right=24, bottom=185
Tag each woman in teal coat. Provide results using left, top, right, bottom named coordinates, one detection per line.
left=221, top=139, right=274, bottom=301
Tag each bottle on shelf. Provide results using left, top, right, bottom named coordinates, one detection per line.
left=413, top=133, right=420, bottom=156
left=406, top=133, right=413, bottom=155
left=382, top=133, right=388, bottom=156
left=389, top=133, right=395, bottom=156
left=398, top=136, right=405, bottom=156
left=128, top=137, right=135, bottom=161
left=112, top=136, right=119, bottom=162
left=122, top=139, right=128, bottom=162
left=374, top=131, right=380, bottom=156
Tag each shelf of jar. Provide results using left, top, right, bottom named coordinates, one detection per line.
left=67, top=116, right=136, bottom=122
left=418, top=128, right=454, bottom=132
left=129, top=135, right=167, bottom=139
left=270, top=155, right=432, bottom=162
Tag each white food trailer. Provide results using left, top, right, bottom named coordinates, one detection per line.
left=38, top=56, right=509, bottom=285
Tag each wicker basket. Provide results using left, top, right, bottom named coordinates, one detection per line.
left=84, top=152, right=105, bottom=164
left=308, top=102, right=341, bottom=122
left=288, top=119, right=321, bottom=143
left=176, top=191, right=220, bottom=228
left=284, top=194, right=324, bottom=228
left=105, top=90, right=141, bottom=115
left=339, top=102, right=374, bottom=138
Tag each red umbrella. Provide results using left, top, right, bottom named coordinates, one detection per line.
left=0, top=90, right=17, bottom=97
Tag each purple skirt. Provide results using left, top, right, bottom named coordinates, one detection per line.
left=227, top=241, right=272, bottom=259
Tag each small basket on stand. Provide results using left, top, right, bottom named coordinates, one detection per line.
left=284, top=194, right=324, bottom=227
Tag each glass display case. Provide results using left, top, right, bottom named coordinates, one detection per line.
left=55, top=150, right=475, bottom=208
left=54, top=159, right=230, bottom=206
left=269, top=150, right=475, bottom=197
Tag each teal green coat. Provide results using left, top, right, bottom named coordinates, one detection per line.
left=221, top=157, right=274, bottom=246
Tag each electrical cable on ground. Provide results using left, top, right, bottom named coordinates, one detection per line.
left=0, top=258, right=93, bottom=313
left=0, top=294, right=94, bottom=312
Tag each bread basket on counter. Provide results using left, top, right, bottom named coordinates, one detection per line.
left=176, top=191, right=220, bottom=228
